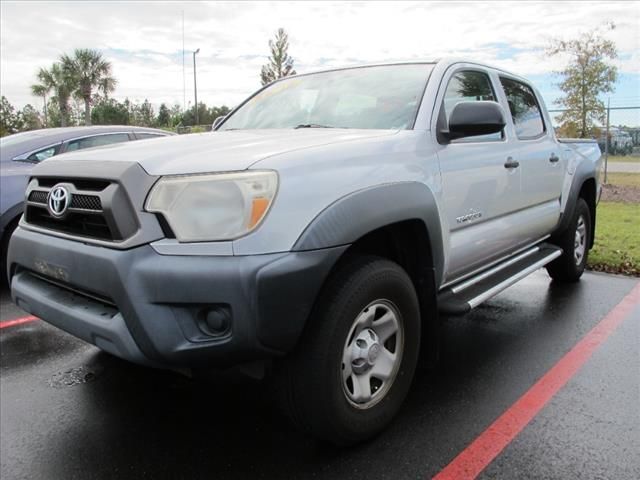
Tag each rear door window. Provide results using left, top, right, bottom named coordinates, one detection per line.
left=499, top=77, right=545, bottom=139
left=65, top=133, right=131, bottom=152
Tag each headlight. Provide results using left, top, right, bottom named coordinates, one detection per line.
left=145, top=171, right=278, bottom=242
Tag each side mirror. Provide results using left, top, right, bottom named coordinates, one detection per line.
left=442, top=101, right=506, bottom=141
left=212, top=115, right=227, bottom=130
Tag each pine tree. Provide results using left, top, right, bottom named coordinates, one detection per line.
left=260, top=28, right=297, bottom=86
left=157, top=103, right=170, bottom=127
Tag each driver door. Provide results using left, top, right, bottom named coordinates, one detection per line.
left=434, top=67, right=522, bottom=283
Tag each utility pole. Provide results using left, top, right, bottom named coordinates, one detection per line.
left=193, top=48, right=200, bottom=126
left=604, top=97, right=610, bottom=184
left=182, top=11, right=186, bottom=114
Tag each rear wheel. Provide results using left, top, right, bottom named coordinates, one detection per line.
left=274, top=255, right=421, bottom=445
left=547, top=198, right=591, bottom=282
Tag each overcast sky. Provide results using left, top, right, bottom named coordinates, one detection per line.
left=1, top=1, right=638, bottom=121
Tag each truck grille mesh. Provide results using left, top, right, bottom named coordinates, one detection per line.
left=28, top=191, right=102, bottom=211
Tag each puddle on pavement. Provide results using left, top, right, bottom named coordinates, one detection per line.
left=48, top=365, right=104, bottom=388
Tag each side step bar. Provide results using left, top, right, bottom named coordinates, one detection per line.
left=438, top=244, right=563, bottom=315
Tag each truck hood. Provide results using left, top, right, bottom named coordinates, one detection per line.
left=43, top=129, right=398, bottom=176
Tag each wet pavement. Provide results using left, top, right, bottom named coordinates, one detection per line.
left=1, top=271, right=638, bottom=479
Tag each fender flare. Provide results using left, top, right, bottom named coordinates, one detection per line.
left=292, top=182, right=445, bottom=284
left=554, top=161, right=597, bottom=246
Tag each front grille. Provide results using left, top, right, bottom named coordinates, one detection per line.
left=24, top=176, right=127, bottom=242
left=28, top=191, right=102, bottom=211
left=23, top=168, right=157, bottom=247
left=26, top=206, right=113, bottom=240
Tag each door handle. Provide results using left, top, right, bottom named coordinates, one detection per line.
left=549, top=153, right=560, bottom=163
left=504, top=158, right=520, bottom=169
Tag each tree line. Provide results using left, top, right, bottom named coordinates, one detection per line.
left=1, top=28, right=299, bottom=137
left=0, top=93, right=232, bottom=136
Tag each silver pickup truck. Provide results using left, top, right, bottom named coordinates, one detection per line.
left=7, top=59, right=601, bottom=445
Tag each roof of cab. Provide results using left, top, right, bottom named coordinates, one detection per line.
left=272, top=57, right=529, bottom=85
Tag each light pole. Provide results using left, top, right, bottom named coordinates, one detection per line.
left=193, top=48, right=200, bottom=126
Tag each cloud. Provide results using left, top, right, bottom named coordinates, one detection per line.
left=1, top=1, right=638, bottom=111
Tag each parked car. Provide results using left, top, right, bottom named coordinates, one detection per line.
left=7, top=60, right=601, bottom=445
left=0, top=126, right=173, bottom=275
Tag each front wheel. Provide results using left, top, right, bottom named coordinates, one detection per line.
left=547, top=198, right=592, bottom=282
left=274, top=255, right=421, bottom=446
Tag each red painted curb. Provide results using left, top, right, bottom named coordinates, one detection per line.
left=0, top=316, right=39, bottom=329
left=433, top=282, right=640, bottom=480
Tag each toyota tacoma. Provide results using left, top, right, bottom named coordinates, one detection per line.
left=7, top=59, right=601, bottom=445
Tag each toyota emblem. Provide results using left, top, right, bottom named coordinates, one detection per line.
left=47, top=185, right=71, bottom=217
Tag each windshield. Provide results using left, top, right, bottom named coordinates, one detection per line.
left=221, top=64, right=433, bottom=131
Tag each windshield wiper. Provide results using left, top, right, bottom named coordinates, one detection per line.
left=294, top=123, right=335, bottom=129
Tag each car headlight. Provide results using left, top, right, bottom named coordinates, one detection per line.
left=145, top=171, right=278, bottom=242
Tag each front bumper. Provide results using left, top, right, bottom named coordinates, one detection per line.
left=8, top=227, right=346, bottom=368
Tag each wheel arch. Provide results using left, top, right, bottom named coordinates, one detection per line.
left=554, top=161, right=598, bottom=250
left=293, top=182, right=443, bottom=367
left=292, top=182, right=444, bottom=285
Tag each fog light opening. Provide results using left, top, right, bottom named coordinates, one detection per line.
left=199, top=305, right=232, bottom=337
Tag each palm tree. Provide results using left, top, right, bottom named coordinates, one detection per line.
left=62, top=49, right=116, bottom=125
left=30, top=83, right=48, bottom=127
left=30, top=63, right=74, bottom=127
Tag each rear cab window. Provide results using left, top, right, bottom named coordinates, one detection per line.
left=499, top=77, right=546, bottom=139
left=441, top=70, right=502, bottom=142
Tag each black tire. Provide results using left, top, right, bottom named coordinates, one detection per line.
left=546, top=198, right=591, bottom=282
left=274, top=255, right=421, bottom=446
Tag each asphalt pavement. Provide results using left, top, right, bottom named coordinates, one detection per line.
left=1, top=271, right=639, bottom=480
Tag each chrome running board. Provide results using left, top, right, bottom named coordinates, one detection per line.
left=438, top=243, right=563, bottom=315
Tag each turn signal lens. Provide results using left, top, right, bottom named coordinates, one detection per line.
left=249, top=197, right=271, bottom=229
